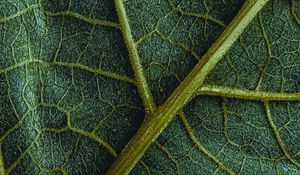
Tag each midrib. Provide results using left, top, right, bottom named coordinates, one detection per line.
left=107, top=0, right=270, bottom=174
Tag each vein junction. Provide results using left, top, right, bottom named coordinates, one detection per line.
left=178, top=112, right=235, bottom=175
left=1, top=0, right=300, bottom=174
left=0, top=106, right=119, bottom=175
left=106, top=0, right=271, bottom=174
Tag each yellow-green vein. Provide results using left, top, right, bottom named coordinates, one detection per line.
left=43, top=126, right=119, bottom=160
left=70, top=127, right=117, bottom=157
left=114, top=0, right=156, bottom=113
left=197, top=85, right=300, bottom=101
left=179, top=112, right=236, bottom=175
left=0, top=59, right=135, bottom=84
left=255, top=13, right=272, bottom=91
left=264, top=101, right=300, bottom=168
left=5, top=133, right=41, bottom=175
left=155, top=141, right=180, bottom=172
left=0, top=59, right=42, bottom=75
left=0, top=4, right=39, bottom=23
left=139, top=160, right=151, bottom=175
left=167, top=0, right=226, bottom=27
left=43, top=11, right=120, bottom=29
left=52, top=61, right=135, bottom=84
left=221, top=99, right=240, bottom=147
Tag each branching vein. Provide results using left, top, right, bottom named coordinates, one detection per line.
left=264, top=101, right=300, bottom=168
left=70, top=127, right=117, bottom=157
left=179, top=112, right=236, bottom=175
left=167, top=0, right=226, bottom=27
left=106, top=0, right=270, bottom=174
left=156, top=30, right=201, bottom=61
left=6, top=134, right=41, bottom=175
left=0, top=59, right=42, bottom=74
left=255, top=14, right=272, bottom=91
left=155, top=141, right=179, bottom=172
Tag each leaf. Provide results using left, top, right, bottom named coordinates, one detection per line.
left=0, top=1, right=299, bottom=175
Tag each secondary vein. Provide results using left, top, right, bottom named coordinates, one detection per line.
left=52, top=61, right=135, bottom=84
left=0, top=59, right=135, bottom=84
left=106, top=0, right=270, bottom=174
left=197, top=85, right=300, bottom=101
left=114, top=0, right=156, bottom=113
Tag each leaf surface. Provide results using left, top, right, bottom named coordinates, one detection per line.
left=132, top=0, right=300, bottom=174
left=0, top=0, right=299, bottom=175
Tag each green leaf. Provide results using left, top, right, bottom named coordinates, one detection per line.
left=131, top=0, right=300, bottom=174
left=0, top=0, right=299, bottom=175
left=0, top=0, right=143, bottom=174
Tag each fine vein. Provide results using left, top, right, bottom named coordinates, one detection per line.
left=167, top=0, right=226, bottom=27
left=264, top=101, right=300, bottom=168
left=114, top=0, right=156, bottom=113
left=52, top=61, right=135, bottom=84
left=106, top=0, right=270, bottom=174
left=0, top=59, right=135, bottom=84
left=5, top=134, right=41, bottom=174
left=70, top=127, right=117, bottom=157
left=43, top=11, right=120, bottom=29
left=197, top=85, right=300, bottom=101
left=179, top=112, right=235, bottom=175
left=0, top=4, right=39, bottom=23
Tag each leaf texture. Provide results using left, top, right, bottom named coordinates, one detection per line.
left=0, top=0, right=143, bottom=174
left=0, top=0, right=299, bottom=175
left=132, top=0, right=300, bottom=174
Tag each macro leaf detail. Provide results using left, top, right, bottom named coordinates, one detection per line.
left=0, top=0, right=299, bottom=175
